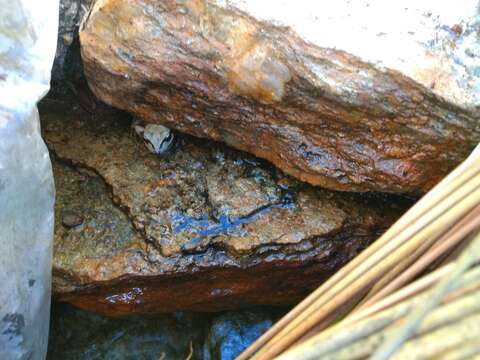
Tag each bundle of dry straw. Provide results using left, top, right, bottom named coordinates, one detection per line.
left=239, top=144, right=480, bottom=360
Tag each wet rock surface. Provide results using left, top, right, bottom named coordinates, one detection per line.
left=42, top=102, right=410, bottom=315
left=47, top=303, right=206, bottom=359
left=79, top=0, right=480, bottom=194
left=203, top=308, right=284, bottom=360
left=47, top=303, right=284, bottom=360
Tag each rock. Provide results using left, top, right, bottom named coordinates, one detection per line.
left=0, top=1, right=57, bottom=358
left=50, top=0, right=92, bottom=97
left=46, top=0, right=103, bottom=116
left=41, top=102, right=410, bottom=315
left=79, top=0, right=480, bottom=194
left=61, top=212, right=84, bottom=228
left=47, top=303, right=206, bottom=360
left=203, top=308, right=284, bottom=360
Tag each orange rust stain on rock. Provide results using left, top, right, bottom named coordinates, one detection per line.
left=228, top=41, right=291, bottom=103
left=198, top=2, right=292, bottom=103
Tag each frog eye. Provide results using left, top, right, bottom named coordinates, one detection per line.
left=143, top=138, right=157, bottom=153
left=164, top=133, right=173, bottom=143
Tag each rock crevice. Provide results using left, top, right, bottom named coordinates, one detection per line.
left=42, top=103, right=410, bottom=315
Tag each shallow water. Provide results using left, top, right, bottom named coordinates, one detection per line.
left=47, top=302, right=286, bottom=360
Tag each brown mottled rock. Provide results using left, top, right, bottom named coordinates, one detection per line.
left=42, top=104, right=410, bottom=316
left=79, top=0, right=480, bottom=194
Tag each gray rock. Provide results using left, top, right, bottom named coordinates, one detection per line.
left=203, top=308, right=284, bottom=360
left=50, top=0, right=91, bottom=96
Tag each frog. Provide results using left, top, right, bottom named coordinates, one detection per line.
left=132, top=118, right=174, bottom=155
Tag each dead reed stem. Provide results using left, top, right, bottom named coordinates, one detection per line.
left=239, top=146, right=480, bottom=360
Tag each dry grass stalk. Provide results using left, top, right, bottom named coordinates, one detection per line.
left=317, top=311, right=480, bottom=360
left=277, top=265, right=480, bottom=360
left=359, top=204, right=480, bottom=310
left=250, top=178, right=480, bottom=359
left=239, top=145, right=480, bottom=360
left=371, top=232, right=480, bottom=359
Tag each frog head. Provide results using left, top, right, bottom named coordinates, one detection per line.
left=133, top=120, right=174, bottom=154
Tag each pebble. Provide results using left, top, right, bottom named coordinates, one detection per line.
left=62, top=213, right=84, bottom=228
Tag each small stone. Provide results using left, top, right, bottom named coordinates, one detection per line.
left=61, top=213, right=84, bottom=228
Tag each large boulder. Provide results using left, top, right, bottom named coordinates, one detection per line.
left=79, top=0, right=480, bottom=194
left=41, top=103, right=409, bottom=315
